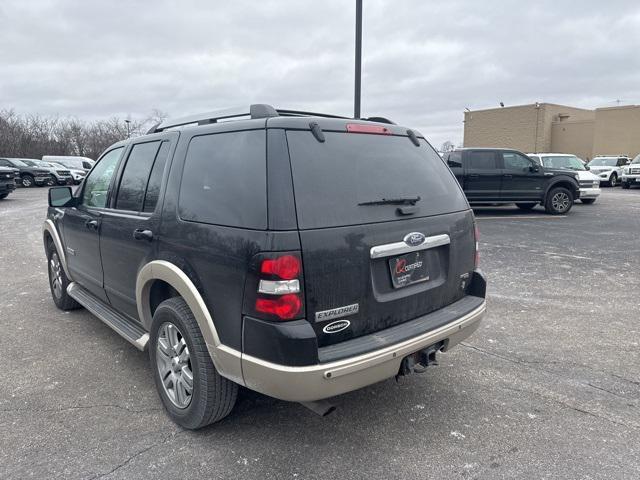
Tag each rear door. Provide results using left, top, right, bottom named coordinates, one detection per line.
left=500, top=151, right=544, bottom=201
left=462, top=150, right=501, bottom=201
left=100, top=134, right=176, bottom=320
left=286, top=129, right=476, bottom=347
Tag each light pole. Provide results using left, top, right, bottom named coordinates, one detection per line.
left=354, top=0, right=362, bottom=119
left=124, top=119, right=131, bottom=138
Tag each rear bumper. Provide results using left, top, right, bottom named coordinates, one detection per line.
left=241, top=299, right=486, bottom=402
left=579, top=187, right=600, bottom=199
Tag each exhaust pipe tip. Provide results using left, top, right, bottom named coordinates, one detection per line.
left=300, top=400, right=337, bottom=417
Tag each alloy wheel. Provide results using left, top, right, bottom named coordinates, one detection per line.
left=49, top=252, right=63, bottom=299
left=551, top=192, right=570, bottom=213
left=156, top=322, right=193, bottom=409
left=22, top=177, right=32, bottom=187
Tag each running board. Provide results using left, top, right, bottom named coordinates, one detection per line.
left=67, top=282, right=149, bottom=351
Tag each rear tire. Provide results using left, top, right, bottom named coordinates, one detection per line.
left=47, top=242, right=81, bottom=310
left=581, top=198, right=596, bottom=204
left=45, top=176, right=56, bottom=186
left=544, top=187, right=573, bottom=215
left=21, top=174, right=34, bottom=188
left=609, top=173, right=617, bottom=187
left=149, top=297, right=237, bottom=429
left=516, top=203, right=536, bottom=210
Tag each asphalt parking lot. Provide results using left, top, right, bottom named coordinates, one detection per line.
left=1, top=187, right=639, bottom=479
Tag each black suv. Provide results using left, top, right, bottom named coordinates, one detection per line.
left=444, top=148, right=581, bottom=214
left=0, top=157, right=51, bottom=187
left=44, top=105, right=486, bottom=429
left=0, top=166, right=18, bottom=199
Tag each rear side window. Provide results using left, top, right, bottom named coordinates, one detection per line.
left=467, top=151, right=497, bottom=169
left=143, top=141, right=170, bottom=212
left=179, top=130, right=266, bottom=228
left=115, top=141, right=161, bottom=211
left=286, top=131, right=467, bottom=229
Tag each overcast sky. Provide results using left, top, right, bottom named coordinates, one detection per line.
left=2, top=0, right=639, bottom=147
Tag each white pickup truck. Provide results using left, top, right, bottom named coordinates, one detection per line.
left=621, top=154, right=640, bottom=189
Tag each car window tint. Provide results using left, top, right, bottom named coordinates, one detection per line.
left=447, top=151, right=462, bottom=168
left=178, top=130, right=266, bottom=229
left=0, top=159, right=11, bottom=167
left=143, top=141, right=170, bottom=213
left=467, top=151, right=497, bottom=169
left=503, top=152, right=532, bottom=170
left=115, top=141, right=161, bottom=211
left=82, top=148, right=123, bottom=208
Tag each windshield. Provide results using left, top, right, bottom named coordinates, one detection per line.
left=20, top=159, right=38, bottom=167
left=632, top=155, right=640, bottom=165
left=588, top=157, right=617, bottom=167
left=9, top=159, right=28, bottom=167
left=541, top=155, right=585, bottom=171
left=286, top=131, right=468, bottom=229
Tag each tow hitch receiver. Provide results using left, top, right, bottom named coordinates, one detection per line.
left=397, top=341, right=444, bottom=377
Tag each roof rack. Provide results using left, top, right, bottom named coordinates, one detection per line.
left=147, top=104, right=395, bottom=134
left=149, top=104, right=278, bottom=134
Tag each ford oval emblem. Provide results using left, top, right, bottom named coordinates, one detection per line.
left=404, top=232, right=426, bottom=247
left=322, top=319, right=351, bottom=334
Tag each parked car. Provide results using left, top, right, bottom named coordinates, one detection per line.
left=42, top=156, right=94, bottom=184
left=0, top=157, right=51, bottom=187
left=621, top=154, right=640, bottom=189
left=43, top=104, right=487, bottom=428
left=20, top=159, right=73, bottom=186
left=0, top=166, right=19, bottom=199
left=528, top=153, right=601, bottom=204
left=444, top=148, right=580, bottom=214
left=586, top=156, right=631, bottom=186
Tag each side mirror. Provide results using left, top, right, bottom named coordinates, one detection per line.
left=585, top=165, right=590, bottom=170
left=48, top=186, right=75, bottom=207
left=529, top=165, right=540, bottom=173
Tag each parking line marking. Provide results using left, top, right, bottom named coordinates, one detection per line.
left=476, top=216, right=567, bottom=220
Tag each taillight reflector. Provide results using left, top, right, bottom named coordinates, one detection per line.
left=260, top=255, right=301, bottom=280
left=255, top=294, right=302, bottom=320
left=474, top=225, right=480, bottom=268
left=346, top=123, right=391, bottom=135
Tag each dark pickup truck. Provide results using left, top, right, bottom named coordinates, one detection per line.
left=0, top=166, right=18, bottom=199
left=444, top=148, right=581, bottom=214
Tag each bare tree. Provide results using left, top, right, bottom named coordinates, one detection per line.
left=440, top=141, right=455, bottom=153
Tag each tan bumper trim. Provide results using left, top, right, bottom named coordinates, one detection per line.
left=241, top=300, right=486, bottom=402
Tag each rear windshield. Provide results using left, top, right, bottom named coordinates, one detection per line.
left=286, top=131, right=467, bottom=229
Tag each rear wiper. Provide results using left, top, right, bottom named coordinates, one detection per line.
left=358, top=195, right=421, bottom=206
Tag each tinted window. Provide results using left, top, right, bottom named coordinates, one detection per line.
left=0, top=159, right=11, bottom=167
left=447, top=151, right=462, bottom=168
left=179, top=130, right=266, bottom=228
left=286, top=131, right=467, bottom=229
left=115, top=141, right=161, bottom=211
left=143, top=141, right=170, bottom=213
left=502, top=152, right=533, bottom=170
left=467, top=151, right=497, bottom=169
left=82, top=148, right=122, bottom=208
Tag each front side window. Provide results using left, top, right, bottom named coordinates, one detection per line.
left=446, top=151, right=462, bottom=168
left=115, top=141, right=161, bottom=211
left=502, top=152, right=533, bottom=171
left=179, top=130, right=266, bottom=228
left=81, top=148, right=123, bottom=208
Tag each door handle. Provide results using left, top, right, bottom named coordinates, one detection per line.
left=469, top=173, right=479, bottom=178
left=503, top=174, right=513, bottom=178
left=133, top=229, right=154, bottom=242
left=85, top=219, right=98, bottom=230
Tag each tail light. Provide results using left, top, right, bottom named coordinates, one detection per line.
left=473, top=223, right=480, bottom=268
left=250, top=252, right=304, bottom=321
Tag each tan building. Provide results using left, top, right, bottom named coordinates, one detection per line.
left=463, top=103, right=640, bottom=160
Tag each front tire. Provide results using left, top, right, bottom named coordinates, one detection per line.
left=150, top=297, right=237, bottom=429
left=21, top=174, right=34, bottom=188
left=545, top=187, right=573, bottom=215
left=581, top=198, right=596, bottom=204
left=0, top=193, right=7, bottom=200
left=45, top=176, right=56, bottom=186
left=609, top=173, right=617, bottom=187
left=47, top=242, right=81, bottom=310
left=516, top=202, right=537, bottom=211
